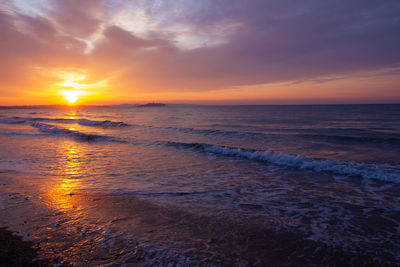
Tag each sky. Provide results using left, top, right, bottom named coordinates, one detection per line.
left=0, top=0, right=399, bottom=105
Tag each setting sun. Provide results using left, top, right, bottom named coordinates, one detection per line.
left=49, top=71, right=108, bottom=105
left=59, top=90, right=85, bottom=105
left=64, top=94, right=78, bottom=104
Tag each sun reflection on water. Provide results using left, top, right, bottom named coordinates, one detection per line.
left=44, top=144, right=84, bottom=212
left=63, top=146, right=81, bottom=178
left=68, top=109, right=77, bottom=120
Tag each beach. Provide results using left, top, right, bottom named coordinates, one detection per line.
left=0, top=227, right=51, bottom=266
left=0, top=182, right=389, bottom=266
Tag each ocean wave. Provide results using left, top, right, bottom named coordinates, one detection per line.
left=167, top=142, right=400, bottom=183
left=154, top=125, right=399, bottom=142
left=119, top=189, right=224, bottom=197
left=28, top=117, right=72, bottom=123
left=0, top=132, right=47, bottom=137
left=160, top=125, right=270, bottom=138
left=76, top=119, right=128, bottom=127
left=0, top=116, right=129, bottom=127
left=0, top=117, right=26, bottom=124
left=31, top=122, right=122, bottom=142
left=300, top=134, right=400, bottom=145
left=124, top=123, right=271, bottom=138
left=31, top=117, right=129, bottom=127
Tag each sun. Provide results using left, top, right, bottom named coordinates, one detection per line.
left=54, top=70, right=107, bottom=105
left=64, top=94, right=78, bottom=104
left=59, top=90, right=82, bottom=105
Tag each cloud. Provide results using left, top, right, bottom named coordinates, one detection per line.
left=45, top=0, right=106, bottom=38
left=0, top=0, right=399, bottom=104
left=89, top=0, right=400, bottom=92
left=0, top=9, right=87, bottom=99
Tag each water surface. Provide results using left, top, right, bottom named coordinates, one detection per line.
left=0, top=104, right=399, bottom=265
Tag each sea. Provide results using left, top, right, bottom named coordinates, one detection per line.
left=0, top=104, right=399, bottom=266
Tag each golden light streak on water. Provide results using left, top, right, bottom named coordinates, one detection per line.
left=43, top=144, right=84, bottom=212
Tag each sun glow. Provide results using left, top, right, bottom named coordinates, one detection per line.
left=64, top=94, right=78, bottom=104
left=59, top=90, right=84, bottom=104
left=52, top=70, right=109, bottom=105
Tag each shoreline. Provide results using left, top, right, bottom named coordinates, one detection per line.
left=0, top=188, right=389, bottom=266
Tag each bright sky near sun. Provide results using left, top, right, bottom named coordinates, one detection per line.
left=0, top=0, right=399, bottom=105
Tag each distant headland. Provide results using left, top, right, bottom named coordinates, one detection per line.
left=137, top=103, right=166, bottom=107
left=119, top=102, right=166, bottom=108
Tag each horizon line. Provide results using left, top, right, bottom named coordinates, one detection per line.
left=1, top=102, right=399, bottom=109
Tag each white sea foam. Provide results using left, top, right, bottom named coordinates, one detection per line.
left=168, top=142, right=400, bottom=183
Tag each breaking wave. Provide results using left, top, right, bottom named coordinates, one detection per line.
left=0, top=117, right=26, bottom=124
left=31, top=122, right=123, bottom=142
left=0, top=116, right=129, bottom=127
left=167, top=142, right=400, bottom=183
left=76, top=119, right=129, bottom=127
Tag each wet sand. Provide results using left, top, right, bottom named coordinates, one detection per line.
left=0, top=227, right=50, bottom=266
left=0, top=185, right=388, bottom=266
left=0, top=169, right=396, bottom=266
